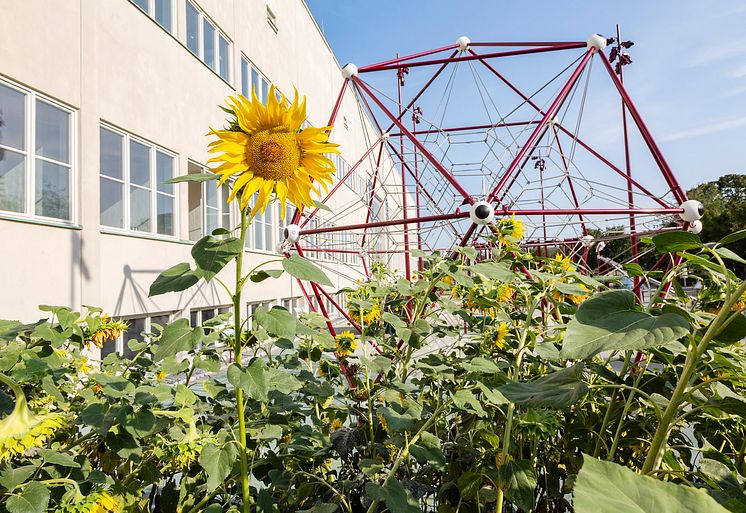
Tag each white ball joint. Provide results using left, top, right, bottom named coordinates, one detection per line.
left=283, top=224, right=301, bottom=244
left=687, top=220, right=703, bottom=235
left=581, top=234, right=595, bottom=248
left=586, top=34, right=608, bottom=51
left=456, top=36, right=471, bottom=52
left=469, top=201, right=495, bottom=225
left=679, top=199, right=704, bottom=222
left=341, top=63, right=358, bottom=80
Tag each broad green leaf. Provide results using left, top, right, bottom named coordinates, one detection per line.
left=227, top=359, right=270, bottom=402
left=6, top=481, right=49, bottom=513
left=282, top=254, right=332, bottom=286
left=92, top=374, right=135, bottom=399
left=410, top=439, right=446, bottom=469
left=360, top=355, right=393, bottom=375
left=267, top=367, right=302, bottom=395
left=365, top=480, right=421, bottom=513
left=250, top=269, right=284, bottom=283
left=471, top=261, right=514, bottom=281
left=457, top=471, right=483, bottom=500
left=191, top=236, right=243, bottom=281
left=499, top=459, right=537, bottom=512
left=153, top=319, right=198, bottom=362
left=377, top=405, right=420, bottom=432
left=477, top=382, right=510, bottom=405
left=498, top=363, right=588, bottom=408
left=200, top=443, right=238, bottom=492
left=461, top=357, right=501, bottom=374
left=254, top=306, right=296, bottom=338
left=715, top=247, right=746, bottom=265
left=118, top=405, right=157, bottom=438
left=39, top=449, right=79, bottom=468
left=561, top=290, right=690, bottom=360
left=573, top=454, right=730, bottom=513
left=652, top=231, right=702, bottom=252
left=714, top=313, right=746, bottom=344
left=0, top=465, right=36, bottom=490
left=148, top=262, right=199, bottom=296
left=718, top=229, right=746, bottom=247
left=298, top=504, right=339, bottom=513
left=451, top=389, right=488, bottom=417
left=166, top=173, right=219, bottom=183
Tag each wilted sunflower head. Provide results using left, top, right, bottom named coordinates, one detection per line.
left=208, top=86, right=340, bottom=220
left=496, top=214, right=525, bottom=246
left=0, top=376, right=65, bottom=462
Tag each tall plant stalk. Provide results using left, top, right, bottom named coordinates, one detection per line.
left=233, top=208, right=251, bottom=512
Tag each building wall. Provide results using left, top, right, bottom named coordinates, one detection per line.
left=0, top=0, right=407, bottom=326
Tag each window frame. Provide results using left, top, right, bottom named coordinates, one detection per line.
left=0, top=77, right=77, bottom=225
left=129, top=0, right=176, bottom=34
left=186, top=0, right=232, bottom=82
left=266, top=6, right=278, bottom=33
left=187, top=160, right=234, bottom=241
left=102, top=312, right=174, bottom=360
left=240, top=56, right=270, bottom=104
left=99, top=122, right=178, bottom=238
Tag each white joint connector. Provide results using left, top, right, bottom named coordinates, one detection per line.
left=581, top=234, right=595, bottom=248
left=469, top=201, right=495, bottom=225
left=587, top=34, right=607, bottom=51
left=687, top=220, right=703, bottom=235
left=456, top=36, right=471, bottom=52
left=283, top=224, right=301, bottom=244
left=341, top=63, right=358, bottom=79
left=548, top=115, right=560, bottom=126
left=381, top=131, right=390, bottom=140
left=679, top=199, right=704, bottom=222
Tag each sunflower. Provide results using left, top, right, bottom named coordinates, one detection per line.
left=732, top=291, right=746, bottom=312
left=364, top=304, right=381, bottom=324
left=568, top=284, right=590, bottom=305
left=495, top=284, right=514, bottom=303
left=497, top=214, right=525, bottom=246
left=335, top=331, right=358, bottom=357
left=0, top=374, right=65, bottom=462
left=208, top=86, right=340, bottom=219
left=494, top=323, right=509, bottom=349
left=88, top=315, right=128, bottom=349
left=553, top=253, right=574, bottom=273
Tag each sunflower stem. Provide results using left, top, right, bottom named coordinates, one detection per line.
left=233, top=208, right=251, bottom=512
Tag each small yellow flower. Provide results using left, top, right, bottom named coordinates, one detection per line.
left=208, top=86, right=340, bottom=219
left=335, top=331, right=358, bottom=357
left=330, top=418, right=344, bottom=431
left=440, top=275, right=454, bottom=285
left=91, top=492, right=121, bottom=513
left=377, top=414, right=390, bottom=434
left=364, top=305, right=381, bottom=324
left=568, top=284, right=590, bottom=305
left=495, top=323, right=509, bottom=349
left=496, top=214, right=525, bottom=246
left=92, top=383, right=103, bottom=395
left=496, top=284, right=514, bottom=303
left=732, top=291, right=746, bottom=312
left=554, top=253, right=574, bottom=273
left=79, top=356, right=92, bottom=374
left=156, top=370, right=167, bottom=381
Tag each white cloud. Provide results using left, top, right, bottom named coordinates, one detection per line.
left=686, top=37, right=746, bottom=68
left=660, top=116, right=746, bottom=142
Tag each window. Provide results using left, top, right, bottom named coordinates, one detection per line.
left=0, top=79, right=74, bottom=222
left=99, top=125, right=176, bottom=236
left=129, top=0, right=174, bottom=33
left=101, top=313, right=173, bottom=360
left=266, top=6, right=278, bottom=33
left=241, top=57, right=269, bottom=104
left=250, top=201, right=276, bottom=251
left=186, top=1, right=231, bottom=81
left=190, top=306, right=229, bottom=327
left=187, top=161, right=231, bottom=241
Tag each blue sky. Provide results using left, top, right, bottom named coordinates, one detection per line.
left=306, top=1, right=746, bottom=191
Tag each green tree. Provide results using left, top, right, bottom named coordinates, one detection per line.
left=687, top=173, right=746, bottom=277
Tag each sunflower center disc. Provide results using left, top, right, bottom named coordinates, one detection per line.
left=247, top=129, right=300, bottom=181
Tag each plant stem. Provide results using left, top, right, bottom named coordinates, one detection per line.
left=641, top=279, right=746, bottom=474
left=233, top=208, right=251, bottom=512
left=608, top=355, right=651, bottom=462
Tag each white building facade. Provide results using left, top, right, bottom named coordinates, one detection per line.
left=0, top=0, right=406, bottom=351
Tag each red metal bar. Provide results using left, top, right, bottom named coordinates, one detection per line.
left=296, top=278, right=317, bottom=313
left=599, top=53, right=687, bottom=204
left=300, top=136, right=383, bottom=228
left=360, top=253, right=370, bottom=279
left=316, top=285, right=363, bottom=334
left=469, top=48, right=672, bottom=209
left=389, top=120, right=538, bottom=137
left=412, top=110, right=424, bottom=272
left=397, top=62, right=412, bottom=281
left=352, top=77, right=474, bottom=203
left=470, top=41, right=587, bottom=47
left=487, top=47, right=595, bottom=203
left=358, top=43, right=459, bottom=72
left=615, top=24, right=641, bottom=298
left=301, top=207, right=682, bottom=237
left=302, top=210, right=470, bottom=235
left=360, top=43, right=587, bottom=73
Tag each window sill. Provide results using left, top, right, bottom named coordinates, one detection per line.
left=0, top=213, right=81, bottom=231
left=100, top=228, right=192, bottom=245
